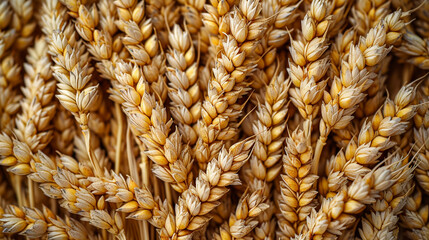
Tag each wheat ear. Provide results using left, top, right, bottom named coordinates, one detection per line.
left=0, top=204, right=93, bottom=239
left=0, top=1, right=22, bottom=136
left=196, top=0, right=266, bottom=169
left=8, top=0, right=36, bottom=51
left=396, top=32, right=429, bottom=70
left=41, top=0, right=103, bottom=177
left=166, top=24, right=201, bottom=146
left=400, top=187, right=429, bottom=239
left=277, top=120, right=318, bottom=239
left=321, top=83, right=417, bottom=199
left=114, top=0, right=168, bottom=102
left=350, top=0, right=391, bottom=36
left=288, top=0, right=331, bottom=120
left=306, top=162, right=402, bottom=239
left=313, top=10, right=409, bottom=174
left=358, top=152, right=414, bottom=240
left=0, top=37, right=57, bottom=181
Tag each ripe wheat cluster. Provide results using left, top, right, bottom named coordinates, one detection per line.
left=0, top=0, right=428, bottom=239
